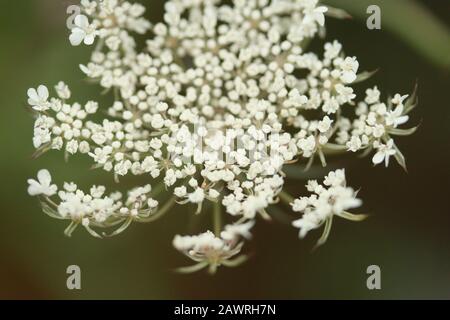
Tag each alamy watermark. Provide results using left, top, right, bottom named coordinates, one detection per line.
left=66, top=265, right=81, bottom=290
left=66, top=0, right=104, bottom=29
left=367, top=5, right=382, bottom=30
left=366, top=265, right=381, bottom=290
left=162, top=123, right=291, bottom=168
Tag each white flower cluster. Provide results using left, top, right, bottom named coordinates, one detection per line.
left=173, top=220, right=254, bottom=273
left=291, top=169, right=367, bottom=247
left=27, top=0, right=417, bottom=273
left=28, top=169, right=162, bottom=238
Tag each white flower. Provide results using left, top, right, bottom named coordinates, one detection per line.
left=79, top=141, right=90, bottom=154
left=151, top=114, right=165, bottom=129
left=66, top=139, right=79, bottom=154
left=372, top=139, right=396, bottom=167
left=311, top=6, right=328, bottom=27
left=208, top=189, right=220, bottom=199
left=324, top=40, right=342, bottom=60
left=174, top=186, right=187, bottom=197
left=69, top=15, right=97, bottom=46
left=55, top=82, right=71, bottom=100
left=28, top=169, right=57, bottom=196
left=173, top=230, right=247, bottom=273
left=340, top=57, right=359, bottom=83
left=292, top=198, right=308, bottom=212
left=27, top=85, right=49, bottom=111
left=114, top=160, right=132, bottom=176
left=365, top=86, right=380, bottom=104
left=323, top=169, right=346, bottom=187
left=386, top=104, right=409, bottom=128
left=372, top=124, right=385, bottom=138
left=147, top=199, right=158, bottom=208
left=188, top=188, right=205, bottom=204
left=90, top=185, right=105, bottom=198
left=221, top=220, right=255, bottom=241
left=64, top=182, right=77, bottom=192
left=318, top=116, right=333, bottom=133
left=392, top=93, right=409, bottom=105
left=241, top=195, right=269, bottom=219
left=85, top=101, right=98, bottom=114
left=173, top=231, right=227, bottom=259
left=292, top=212, right=322, bottom=239
left=347, top=136, right=362, bottom=152
left=297, top=135, right=316, bottom=157
left=322, top=97, right=339, bottom=114
left=33, top=125, right=51, bottom=148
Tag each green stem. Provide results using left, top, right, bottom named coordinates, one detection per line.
left=313, top=217, right=333, bottom=250
left=138, top=197, right=176, bottom=223
left=278, top=191, right=296, bottom=205
left=212, top=202, right=222, bottom=237
left=151, top=182, right=166, bottom=198
left=45, top=196, right=58, bottom=209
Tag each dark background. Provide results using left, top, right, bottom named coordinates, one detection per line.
left=0, top=0, right=448, bottom=299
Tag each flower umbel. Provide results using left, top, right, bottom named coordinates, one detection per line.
left=27, top=0, right=418, bottom=273
left=173, top=221, right=254, bottom=274
left=291, top=169, right=367, bottom=248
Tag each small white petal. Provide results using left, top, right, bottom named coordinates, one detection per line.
left=27, top=180, right=41, bottom=196
left=37, top=169, right=52, bottom=185
left=84, top=34, right=96, bottom=45
left=37, top=85, right=49, bottom=100
left=372, top=151, right=384, bottom=165
left=27, top=88, right=38, bottom=102
left=69, top=29, right=85, bottom=46
left=74, top=15, right=89, bottom=28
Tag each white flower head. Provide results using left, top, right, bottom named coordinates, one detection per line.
left=25, top=0, right=417, bottom=272
left=291, top=169, right=366, bottom=245
left=173, top=229, right=247, bottom=274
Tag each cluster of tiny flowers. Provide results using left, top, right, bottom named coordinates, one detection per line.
left=27, top=0, right=417, bottom=273
left=291, top=169, right=367, bottom=247
left=28, top=169, right=161, bottom=238
left=173, top=220, right=254, bottom=273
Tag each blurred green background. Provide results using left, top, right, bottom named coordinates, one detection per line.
left=0, top=0, right=449, bottom=299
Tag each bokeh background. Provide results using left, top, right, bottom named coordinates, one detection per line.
left=0, top=0, right=449, bottom=299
